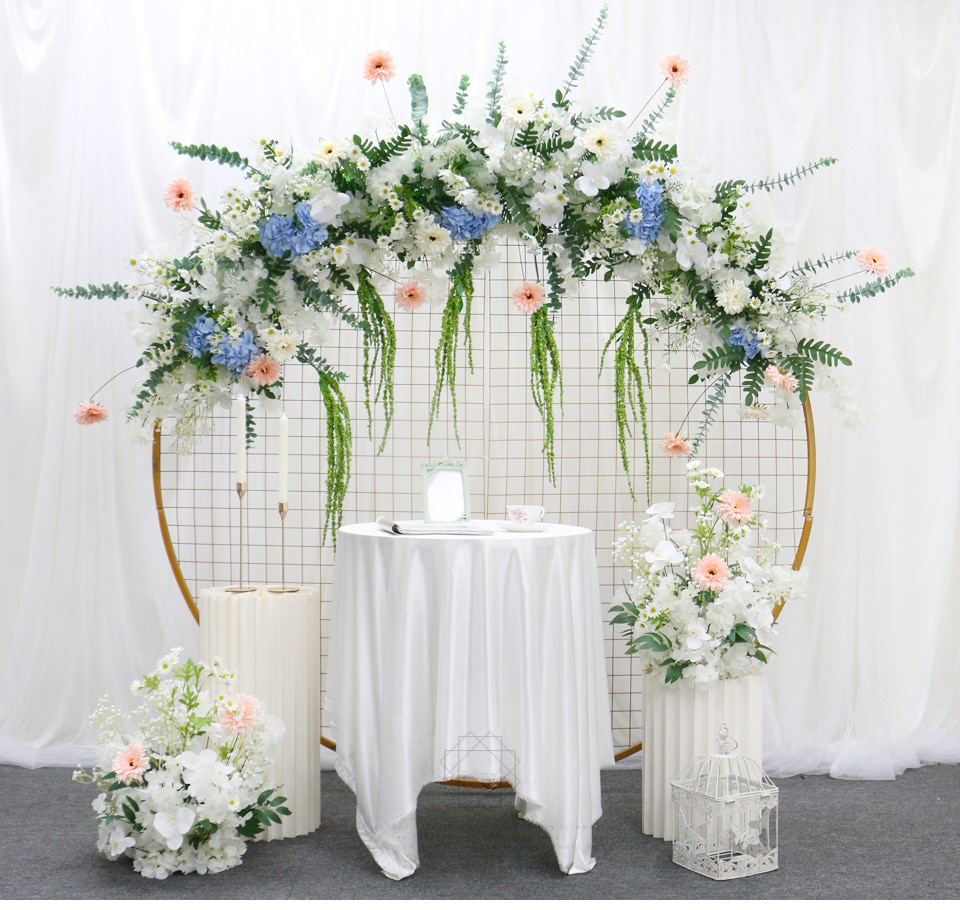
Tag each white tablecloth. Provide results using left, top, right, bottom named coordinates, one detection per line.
left=327, top=521, right=615, bottom=879
left=199, top=586, right=322, bottom=839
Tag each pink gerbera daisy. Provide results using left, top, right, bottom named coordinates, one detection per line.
left=163, top=178, right=196, bottom=211
left=512, top=281, right=547, bottom=315
left=74, top=400, right=109, bottom=425
left=856, top=247, right=890, bottom=277
left=220, top=694, right=261, bottom=734
left=395, top=279, right=427, bottom=312
left=112, top=742, right=149, bottom=784
left=692, top=553, right=732, bottom=592
left=659, top=53, right=690, bottom=86
left=363, top=50, right=396, bottom=84
left=716, top=490, right=753, bottom=525
left=244, top=354, right=282, bottom=387
left=765, top=364, right=799, bottom=392
left=662, top=432, right=692, bottom=457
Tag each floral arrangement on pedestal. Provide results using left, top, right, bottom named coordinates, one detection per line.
left=609, top=461, right=805, bottom=685
left=56, top=5, right=912, bottom=528
left=73, top=648, right=289, bottom=879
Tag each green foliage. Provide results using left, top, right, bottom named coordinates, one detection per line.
left=838, top=267, right=916, bottom=304
left=528, top=308, right=563, bottom=484
left=451, top=74, right=471, bottom=116
left=313, top=366, right=352, bottom=544
left=170, top=141, right=250, bottom=171
left=408, top=74, right=429, bottom=137
left=356, top=269, right=396, bottom=451
left=794, top=338, right=853, bottom=367
left=558, top=5, right=609, bottom=106
left=789, top=249, right=857, bottom=278
left=600, top=290, right=652, bottom=500
left=691, top=345, right=743, bottom=379
left=742, top=357, right=767, bottom=406
left=750, top=228, right=774, bottom=274
left=691, top=372, right=730, bottom=454
left=429, top=256, right=475, bottom=442
left=486, top=41, right=508, bottom=125
left=237, top=789, right=291, bottom=840
left=352, top=127, right=415, bottom=168
left=53, top=282, right=129, bottom=300
left=742, top=156, right=838, bottom=193
left=634, top=86, right=676, bottom=139
left=631, top=135, right=678, bottom=163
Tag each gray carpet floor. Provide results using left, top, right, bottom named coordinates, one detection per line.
left=2, top=762, right=959, bottom=900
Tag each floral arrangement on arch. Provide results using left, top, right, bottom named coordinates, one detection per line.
left=608, top=461, right=805, bottom=685
left=57, top=5, right=912, bottom=530
left=73, top=648, right=289, bottom=879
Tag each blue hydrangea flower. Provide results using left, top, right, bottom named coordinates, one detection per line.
left=439, top=206, right=502, bottom=241
left=728, top=325, right=763, bottom=360
left=259, top=203, right=329, bottom=259
left=185, top=316, right=217, bottom=357
left=211, top=330, right=260, bottom=375
left=291, top=202, right=329, bottom=254
left=624, top=181, right=665, bottom=244
left=259, top=214, right=299, bottom=259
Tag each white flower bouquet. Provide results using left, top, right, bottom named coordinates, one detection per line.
left=74, top=648, right=288, bottom=879
left=609, top=462, right=805, bottom=685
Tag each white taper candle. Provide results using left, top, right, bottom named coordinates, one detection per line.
left=235, top=395, right=247, bottom=484
left=279, top=412, right=289, bottom=504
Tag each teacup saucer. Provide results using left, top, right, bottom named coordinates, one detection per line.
left=498, top=521, right=548, bottom=533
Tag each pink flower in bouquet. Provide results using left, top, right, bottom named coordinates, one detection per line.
left=662, top=432, right=692, bottom=457
left=112, top=742, right=149, bottom=784
left=692, top=553, right=732, bottom=592
left=363, top=50, right=396, bottom=84
left=163, top=178, right=196, bottom=211
left=395, top=279, right=427, bottom=312
left=244, top=354, right=282, bottom=387
left=512, top=281, right=546, bottom=315
left=659, top=53, right=690, bottom=86
left=765, top=364, right=799, bottom=392
left=74, top=400, right=109, bottom=425
left=220, top=694, right=261, bottom=733
left=856, top=247, right=890, bottom=277
left=716, top=490, right=753, bottom=525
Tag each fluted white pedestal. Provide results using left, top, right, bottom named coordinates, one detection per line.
left=642, top=674, right=763, bottom=841
left=199, top=586, right=322, bottom=839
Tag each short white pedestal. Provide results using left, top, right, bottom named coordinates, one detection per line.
left=642, top=675, right=763, bottom=841
left=199, top=586, right=322, bottom=839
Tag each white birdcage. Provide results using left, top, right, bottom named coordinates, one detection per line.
left=671, top=724, right=779, bottom=880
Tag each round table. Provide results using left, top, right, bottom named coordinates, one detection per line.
left=327, top=520, right=615, bottom=879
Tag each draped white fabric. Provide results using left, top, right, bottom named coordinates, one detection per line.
left=1, top=0, right=957, bottom=778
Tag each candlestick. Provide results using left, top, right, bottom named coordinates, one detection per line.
left=278, top=412, right=288, bottom=504
left=235, top=395, right=247, bottom=484
left=226, top=481, right=256, bottom=593
left=268, top=501, right=300, bottom=593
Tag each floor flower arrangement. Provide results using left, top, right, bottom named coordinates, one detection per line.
left=73, top=649, right=289, bottom=878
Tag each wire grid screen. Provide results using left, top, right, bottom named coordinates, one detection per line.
left=157, top=245, right=809, bottom=755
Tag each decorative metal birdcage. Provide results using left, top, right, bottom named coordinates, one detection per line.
left=671, top=724, right=779, bottom=880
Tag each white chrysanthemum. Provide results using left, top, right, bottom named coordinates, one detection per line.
left=717, top=278, right=753, bottom=315
left=501, top=91, right=538, bottom=127
left=412, top=219, right=453, bottom=256
left=582, top=123, right=623, bottom=160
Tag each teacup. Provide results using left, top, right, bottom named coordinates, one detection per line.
left=506, top=503, right=545, bottom=525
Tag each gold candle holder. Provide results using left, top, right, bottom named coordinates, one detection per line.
left=226, top=481, right=256, bottom=593
left=268, top=501, right=300, bottom=593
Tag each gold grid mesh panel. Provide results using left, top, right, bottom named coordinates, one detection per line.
left=156, top=246, right=811, bottom=755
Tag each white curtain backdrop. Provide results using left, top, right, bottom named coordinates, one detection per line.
left=2, top=0, right=957, bottom=778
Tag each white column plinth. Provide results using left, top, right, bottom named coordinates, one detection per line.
left=199, top=586, right=322, bottom=839
left=642, top=674, right=763, bottom=841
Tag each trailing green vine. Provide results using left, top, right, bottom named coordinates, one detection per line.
left=528, top=307, right=563, bottom=483
left=429, top=255, right=475, bottom=441
left=315, top=366, right=352, bottom=545
left=600, top=287, right=652, bottom=500
left=356, top=268, right=396, bottom=452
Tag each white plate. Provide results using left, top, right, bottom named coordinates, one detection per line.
left=498, top=521, right=548, bottom=533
